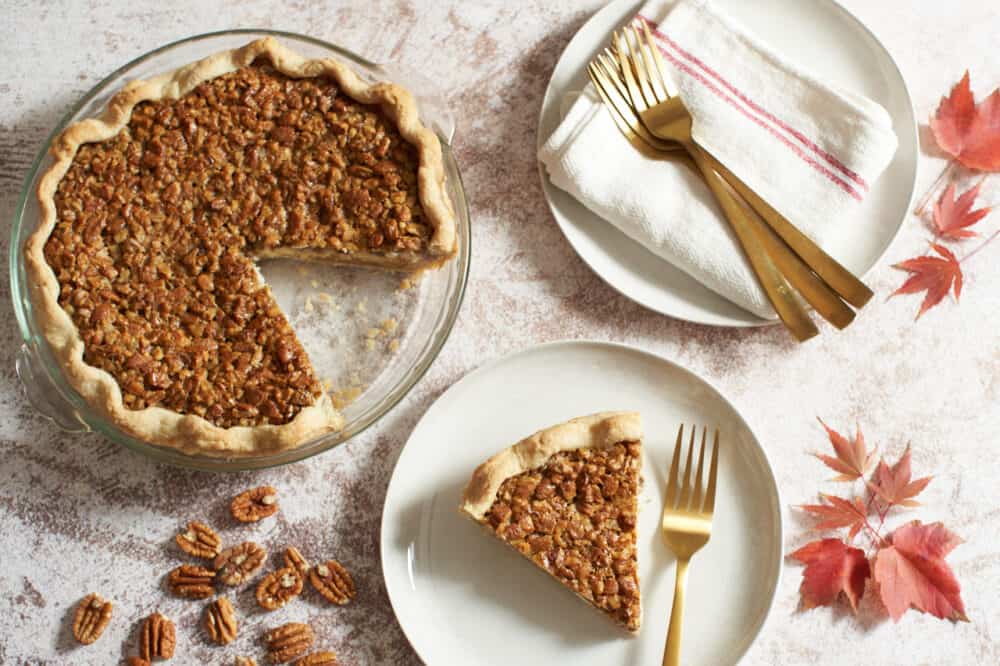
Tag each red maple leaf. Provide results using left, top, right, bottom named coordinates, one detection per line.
left=932, top=181, right=992, bottom=240
left=930, top=71, right=1000, bottom=171
left=873, top=521, right=968, bottom=622
left=801, top=494, right=869, bottom=540
left=892, top=243, right=964, bottom=319
left=869, top=446, right=932, bottom=508
left=814, top=418, right=875, bottom=481
left=790, top=538, right=871, bottom=612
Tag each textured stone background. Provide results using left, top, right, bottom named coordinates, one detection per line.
left=2, top=1, right=999, bottom=664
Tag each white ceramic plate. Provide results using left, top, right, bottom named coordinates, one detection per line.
left=381, top=341, right=782, bottom=665
left=537, top=0, right=918, bottom=327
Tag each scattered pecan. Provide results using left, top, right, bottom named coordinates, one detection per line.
left=236, top=658, right=258, bottom=666
left=309, top=560, right=355, bottom=605
left=214, top=541, right=267, bottom=585
left=71, top=593, right=112, bottom=645
left=127, top=658, right=151, bottom=666
left=140, top=612, right=176, bottom=660
left=204, top=596, right=238, bottom=645
left=264, top=622, right=314, bottom=663
left=256, top=567, right=304, bottom=611
left=294, top=652, right=338, bottom=666
left=283, top=546, right=310, bottom=575
left=175, top=521, right=222, bottom=559
left=231, top=486, right=279, bottom=522
left=167, top=564, right=216, bottom=599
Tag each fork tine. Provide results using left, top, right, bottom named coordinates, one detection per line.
left=677, top=426, right=696, bottom=509
left=624, top=25, right=658, bottom=109
left=702, top=429, right=720, bottom=515
left=614, top=30, right=649, bottom=113
left=635, top=22, right=668, bottom=104
left=665, top=424, right=683, bottom=507
left=640, top=20, right=678, bottom=98
left=596, top=53, right=630, bottom=100
left=591, top=57, right=675, bottom=151
left=690, top=427, right=707, bottom=511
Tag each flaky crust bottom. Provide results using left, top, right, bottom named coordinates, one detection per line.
left=25, top=37, right=457, bottom=456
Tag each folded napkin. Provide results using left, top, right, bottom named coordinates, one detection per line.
left=539, top=0, right=898, bottom=318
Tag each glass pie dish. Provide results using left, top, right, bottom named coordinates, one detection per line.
left=9, top=30, right=470, bottom=471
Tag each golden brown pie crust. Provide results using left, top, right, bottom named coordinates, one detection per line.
left=25, top=38, right=457, bottom=455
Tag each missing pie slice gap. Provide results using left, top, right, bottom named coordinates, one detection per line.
left=460, top=412, right=643, bottom=633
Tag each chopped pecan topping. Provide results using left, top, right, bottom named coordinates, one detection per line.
left=231, top=486, right=279, bottom=522
left=167, top=564, right=216, bottom=599
left=256, top=567, right=304, bottom=611
left=294, top=652, right=338, bottom=666
left=264, top=622, right=314, bottom=663
left=204, top=596, right=238, bottom=645
left=308, top=560, right=355, bottom=605
left=71, top=593, right=113, bottom=645
left=214, top=541, right=267, bottom=585
left=175, top=521, right=222, bottom=559
left=45, top=63, right=430, bottom=428
left=140, top=612, right=176, bottom=660
left=482, top=441, right=642, bottom=632
left=283, top=546, right=310, bottom=575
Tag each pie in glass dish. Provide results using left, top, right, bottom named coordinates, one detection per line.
left=25, top=37, right=457, bottom=456
left=460, top=412, right=643, bottom=633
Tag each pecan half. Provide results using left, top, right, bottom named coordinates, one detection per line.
left=140, top=612, right=176, bottom=660
left=214, top=541, right=267, bottom=585
left=204, top=596, right=238, bottom=645
left=231, top=486, right=279, bottom=522
left=127, top=658, right=151, bottom=666
left=309, top=560, right=355, bottom=605
left=256, top=567, right=303, bottom=611
left=167, top=564, right=216, bottom=599
left=264, top=622, right=314, bottom=663
left=236, top=658, right=258, bottom=666
left=175, top=521, right=222, bottom=559
left=72, top=593, right=112, bottom=645
left=294, top=652, right=338, bottom=666
left=283, top=546, right=310, bottom=575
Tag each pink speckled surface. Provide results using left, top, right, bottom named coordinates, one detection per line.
left=2, top=1, right=999, bottom=664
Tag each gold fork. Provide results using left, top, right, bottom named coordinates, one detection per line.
left=661, top=425, right=719, bottom=666
left=621, top=22, right=874, bottom=311
left=587, top=60, right=820, bottom=341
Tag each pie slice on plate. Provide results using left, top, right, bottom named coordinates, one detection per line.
left=25, top=38, right=457, bottom=456
left=460, top=412, right=643, bottom=633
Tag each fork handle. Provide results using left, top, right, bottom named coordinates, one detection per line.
left=703, top=152, right=875, bottom=309
left=687, top=148, right=818, bottom=341
left=663, top=557, right=690, bottom=666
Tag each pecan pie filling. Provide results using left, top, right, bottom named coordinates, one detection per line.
left=43, top=63, right=432, bottom=428
left=482, top=440, right=641, bottom=632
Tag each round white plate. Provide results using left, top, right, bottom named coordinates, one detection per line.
left=381, top=341, right=782, bottom=665
left=537, top=0, right=918, bottom=327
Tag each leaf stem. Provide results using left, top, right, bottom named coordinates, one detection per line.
left=961, top=226, right=1000, bottom=264
left=914, top=161, right=956, bottom=216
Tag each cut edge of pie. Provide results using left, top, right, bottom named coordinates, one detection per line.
left=460, top=411, right=643, bottom=634
left=24, top=37, right=457, bottom=455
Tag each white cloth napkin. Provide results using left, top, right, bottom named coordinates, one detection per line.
left=538, top=0, right=898, bottom=318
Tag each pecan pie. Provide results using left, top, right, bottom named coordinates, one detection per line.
left=26, top=38, right=456, bottom=454
left=460, top=412, right=643, bottom=633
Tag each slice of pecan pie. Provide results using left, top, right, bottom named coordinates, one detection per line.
left=25, top=38, right=456, bottom=455
left=460, top=412, right=643, bottom=633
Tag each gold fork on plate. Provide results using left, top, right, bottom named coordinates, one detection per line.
left=587, top=60, right=820, bottom=340
left=660, top=425, right=720, bottom=666
left=618, top=22, right=874, bottom=312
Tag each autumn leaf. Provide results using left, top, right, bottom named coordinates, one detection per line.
left=801, top=494, right=869, bottom=540
left=869, top=446, right=932, bottom=508
left=873, top=521, right=967, bottom=622
left=932, top=181, right=992, bottom=239
left=814, top=418, right=875, bottom=481
left=892, top=243, right=964, bottom=319
left=790, top=538, right=871, bottom=613
left=930, top=71, right=1000, bottom=171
